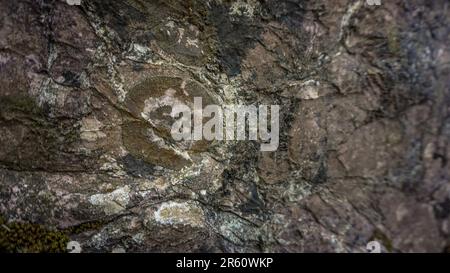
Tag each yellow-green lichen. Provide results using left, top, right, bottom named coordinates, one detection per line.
left=0, top=216, right=69, bottom=253
left=0, top=215, right=107, bottom=253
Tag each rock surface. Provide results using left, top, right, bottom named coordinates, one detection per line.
left=0, top=0, right=449, bottom=252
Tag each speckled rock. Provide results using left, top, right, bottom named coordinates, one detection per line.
left=0, top=0, right=449, bottom=253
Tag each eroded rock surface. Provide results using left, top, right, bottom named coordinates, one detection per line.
left=0, top=0, right=449, bottom=252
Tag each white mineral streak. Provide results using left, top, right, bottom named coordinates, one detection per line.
left=89, top=186, right=130, bottom=215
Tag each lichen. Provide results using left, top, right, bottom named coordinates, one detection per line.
left=0, top=216, right=69, bottom=253
left=89, top=186, right=131, bottom=215
left=154, top=201, right=205, bottom=227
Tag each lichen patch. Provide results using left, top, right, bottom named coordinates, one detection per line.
left=89, top=186, right=130, bottom=215
left=153, top=201, right=204, bottom=227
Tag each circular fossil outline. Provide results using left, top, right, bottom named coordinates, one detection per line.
left=121, top=76, right=219, bottom=170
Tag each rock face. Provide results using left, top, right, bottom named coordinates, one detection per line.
left=0, top=0, right=449, bottom=253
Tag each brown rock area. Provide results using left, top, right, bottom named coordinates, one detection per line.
left=0, top=0, right=449, bottom=253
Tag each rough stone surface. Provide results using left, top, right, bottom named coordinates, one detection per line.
left=0, top=0, right=449, bottom=253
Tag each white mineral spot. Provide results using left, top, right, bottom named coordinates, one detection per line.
left=186, top=37, right=200, bottom=48
left=423, top=142, right=435, bottom=160
left=285, top=80, right=322, bottom=100
left=177, top=28, right=185, bottom=44
left=299, top=85, right=320, bottom=100
left=132, top=233, right=145, bottom=244
left=89, top=186, right=130, bottom=215
left=80, top=116, right=106, bottom=141
left=0, top=54, right=11, bottom=65
left=154, top=201, right=204, bottom=227
left=165, top=21, right=176, bottom=29
left=127, top=43, right=152, bottom=62
left=180, top=80, right=190, bottom=96
left=99, top=155, right=127, bottom=178
left=111, top=247, right=126, bottom=253
left=140, top=88, right=185, bottom=124
left=37, top=78, right=57, bottom=107
left=229, top=0, right=259, bottom=18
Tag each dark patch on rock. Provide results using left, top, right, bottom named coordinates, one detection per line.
left=0, top=95, right=96, bottom=172
left=312, top=161, right=327, bottom=185
left=239, top=183, right=265, bottom=215
left=434, top=198, right=450, bottom=219
left=261, top=0, right=306, bottom=30
left=62, top=70, right=81, bottom=87
left=209, top=2, right=263, bottom=77
left=118, top=154, right=156, bottom=179
left=87, top=0, right=149, bottom=48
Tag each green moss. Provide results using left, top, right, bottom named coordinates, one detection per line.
left=0, top=218, right=69, bottom=253
left=0, top=214, right=109, bottom=253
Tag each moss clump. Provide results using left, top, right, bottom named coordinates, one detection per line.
left=0, top=214, right=108, bottom=253
left=0, top=216, right=69, bottom=253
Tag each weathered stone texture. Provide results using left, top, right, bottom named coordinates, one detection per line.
left=0, top=0, right=449, bottom=252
